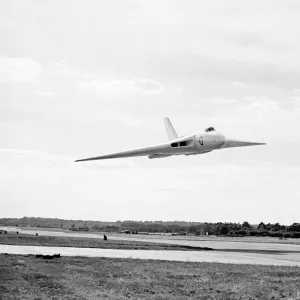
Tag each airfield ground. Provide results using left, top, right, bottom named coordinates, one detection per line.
left=1, top=254, right=300, bottom=300
left=0, top=233, right=213, bottom=251
left=1, top=228, right=300, bottom=299
left=2, top=226, right=300, bottom=246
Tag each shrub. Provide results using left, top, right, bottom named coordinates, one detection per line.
left=270, top=231, right=288, bottom=238
left=291, top=232, right=300, bottom=238
left=261, top=231, right=270, bottom=237
left=237, top=230, right=247, bottom=236
left=219, top=226, right=230, bottom=236
left=283, top=232, right=292, bottom=238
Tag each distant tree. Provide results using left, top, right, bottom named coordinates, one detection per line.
left=219, top=225, right=230, bottom=236
left=237, top=230, right=247, bottom=236
left=242, top=221, right=251, bottom=229
left=265, top=223, right=272, bottom=231
left=283, top=232, right=292, bottom=238
left=203, top=223, right=212, bottom=235
left=230, top=223, right=242, bottom=231
left=227, top=231, right=236, bottom=236
left=288, top=223, right=300, bottom=232
left=257, top=222, right=266, bottom=231
left=261, top=230, right=270, bottom=237
left=291, top=232, right=300, bottom=238
left=188, top=226, right=198, bottom=235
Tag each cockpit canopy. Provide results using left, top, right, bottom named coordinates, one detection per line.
left=205, top=127, right=216, bottom=132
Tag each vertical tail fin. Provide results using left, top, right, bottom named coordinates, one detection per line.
left=163, top=117, right=178, bottom=141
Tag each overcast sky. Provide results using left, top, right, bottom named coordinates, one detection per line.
left=1, top=0, right=300, bottom=224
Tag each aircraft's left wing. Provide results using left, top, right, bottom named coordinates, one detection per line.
left=75, top=143, right=171, bottom=162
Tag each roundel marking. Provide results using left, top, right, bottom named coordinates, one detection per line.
left=199, top=136, right=203, bottom=146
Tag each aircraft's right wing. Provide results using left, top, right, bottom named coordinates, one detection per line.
left=75, top=143, right=171, bottom=162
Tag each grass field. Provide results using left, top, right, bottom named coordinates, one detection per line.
left=0, top=254, right=300, bottom=300
left=0, top=233, right=212, bottom=251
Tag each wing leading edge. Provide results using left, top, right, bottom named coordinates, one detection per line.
left=75, top=143, right=171, bottom=162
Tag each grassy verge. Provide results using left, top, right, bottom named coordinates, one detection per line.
left=2, top=234, right=300, bottom=254
left=0, top=233, right=212, bottom=251
left=0, top=254, right=300, bottom=300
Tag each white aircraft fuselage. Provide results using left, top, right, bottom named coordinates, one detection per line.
left=75, top=118, right=265, bottom=162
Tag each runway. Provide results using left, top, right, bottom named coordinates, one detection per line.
left=1, top=244, right=300, bottom=267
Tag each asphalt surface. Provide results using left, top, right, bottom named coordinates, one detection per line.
left=1, top=244, right=300, bottom=266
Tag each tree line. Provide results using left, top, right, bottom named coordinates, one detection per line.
left=1, top=217, right=300, bottom=238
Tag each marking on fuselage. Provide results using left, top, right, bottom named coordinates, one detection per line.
left=199, top=136, right=203, bottom=146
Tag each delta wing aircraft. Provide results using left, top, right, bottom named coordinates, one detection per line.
left=75, top=118, right=265, bottom=162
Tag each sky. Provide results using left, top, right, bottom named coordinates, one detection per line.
left=1, top=0, right=300, bottom=224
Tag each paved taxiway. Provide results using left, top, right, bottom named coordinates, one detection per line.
left=0, top=244, right=300, bottom=266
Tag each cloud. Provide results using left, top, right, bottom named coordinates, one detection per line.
left=97, top=112, right=144, bottom=127
left=80, top=78, right=164, bottom=95
left=41, top=61, right=165, bottom=97
left=228, top=32, right=266, bottom=47
left=0, top=56, right=41, bottom=83
left=223, top=96, right=300, bottom=143
left=0, top=148, right=136, bottom=173
left=0, top=148, right=139, bottom=220
left=232, top=81, right=245, bottom=88
left=33, top=90, right=55, bottom=97
left=210, top=97, right=237, bottom=104
left=147, top=53, right=300, bottom=91
left=242, top=97, right=281, bottom=115
left=79, top=159, right=137, bottom=171
left=49, top=61, right=81, bottom=78
left=0, top=148, right=73, bottom=171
